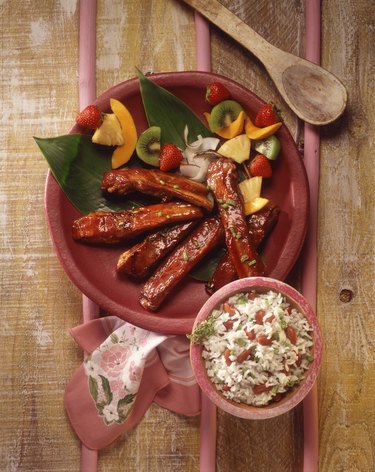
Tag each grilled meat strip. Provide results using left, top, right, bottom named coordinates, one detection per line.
left=206, top=158, right=265, bottom=278
left=102, top=167, right=214, bottom=212
left=72, top=202, right=203, bottom=244
left=206, top=205, right=280, bottom=294
left=139, top=217, right=224, bottom=311
left=117, top=220, right=198, bottom=279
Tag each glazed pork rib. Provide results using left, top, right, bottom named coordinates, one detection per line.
left=102, top=167, right=214, bottom=212
left=117, top=220, right=198, bottom=279
left=139, top=217, right=224, bottom=311
left=72, top=202, right=203, bottom=244
left=206, top=158, right=265, bottom=278
left=206, top=205, right=280, bottom=294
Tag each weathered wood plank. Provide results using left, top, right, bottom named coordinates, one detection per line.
left=1, top=0, right=374, bottom=470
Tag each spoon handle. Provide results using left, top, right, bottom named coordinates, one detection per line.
left=182, top=0, right=282, bottom=66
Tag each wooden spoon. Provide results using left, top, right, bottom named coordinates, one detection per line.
left=183, top=0, right=347, bottom=125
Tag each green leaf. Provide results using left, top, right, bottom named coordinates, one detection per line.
left=34, top=134, right=146, bottom=214
left=137, top=69, right=212, bottom=149
left=88, top=375, right=99, bottom=402
left=99, top=375, right=113, bottom=404
left=118, top=393, right=136, bottom=406
left=110, top=333, right=119, bottom=344
left=189, top=247, right=227, bottom=282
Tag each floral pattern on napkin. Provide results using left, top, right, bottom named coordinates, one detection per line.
left=83, top=323, right=167, bottom=425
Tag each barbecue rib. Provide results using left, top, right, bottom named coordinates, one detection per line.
left=206, top=205, right=280, bottom=294
left=117, top=220, right=198, bottom=278
left=206, top=158, right=265, bottom=278
left=139, top=217, right=224, bottom=311
left=102, top=167, right=214, bottom=212
left=72, top=202, right=203, bottom=244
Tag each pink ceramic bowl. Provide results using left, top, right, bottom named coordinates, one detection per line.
left=190, top=277, right=323, bottom=419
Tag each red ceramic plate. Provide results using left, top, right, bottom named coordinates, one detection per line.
left=44, top=71, right=309, bottom=335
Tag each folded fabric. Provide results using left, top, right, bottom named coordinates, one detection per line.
left=64, top=316, right=201, bottom=450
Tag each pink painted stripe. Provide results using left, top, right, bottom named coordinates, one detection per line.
left=194, top=13, right=217, bottom=472
left=194, top=12, right=211, bottom=72
left=302, top=1, right=321, bottom=471
left=79, top=1, right=99, bottom=471
left=79, top=0, right=97, bottom=109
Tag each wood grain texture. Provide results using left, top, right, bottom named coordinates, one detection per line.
left=0, top=0, right=373, bottom=471
left=318, top=1, right=375, bottom=471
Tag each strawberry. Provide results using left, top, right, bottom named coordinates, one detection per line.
left=205, top=82, right=231, bottom=106
left=248, top=154, right=272, bottom=178
left=159, top=144, right=183, bottom=172
left=76, top=105, right=103, bottom=129
left=254, top=103, right=280, bottom=127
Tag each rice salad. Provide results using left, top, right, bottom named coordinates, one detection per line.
left=196, top=290, right=314, bottom=407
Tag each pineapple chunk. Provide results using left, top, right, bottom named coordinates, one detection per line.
left=239, top=176, right=263, bottom=202
left=217, top=133, right=250, bottom=163
left=92, top=113, right=124, bottom=146
left=243, top=197, right=269, bottom=215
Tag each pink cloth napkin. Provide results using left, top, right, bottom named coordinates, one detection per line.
left=64, top=316, right=201, bottom=450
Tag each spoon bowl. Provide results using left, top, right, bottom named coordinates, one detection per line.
left=184, top=0, right=347, bottom=125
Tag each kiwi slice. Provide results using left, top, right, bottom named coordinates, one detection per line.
left=253, top=135, right=281, bottom=160
left=136, top=126, right=161, bottom=166
left=209, top=100, right=244, bottom=131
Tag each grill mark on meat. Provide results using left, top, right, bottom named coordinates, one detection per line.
left=102, top=167, right=214, bottom=212
left=72, top=202, right=203, bottom=244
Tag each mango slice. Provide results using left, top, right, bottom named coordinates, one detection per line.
left=245, top=117, right=282, bottom=140
left=204, top=111, right=245, bottom=139
left=110, top=98, right=138, bottom=169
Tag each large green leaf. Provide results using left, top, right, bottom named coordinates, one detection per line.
left=137, top=70, right=212, bottom=149
left=34, top=134, right=146, bottom=214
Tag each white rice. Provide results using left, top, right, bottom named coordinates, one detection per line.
left=201, top=290, right=314, bottom=406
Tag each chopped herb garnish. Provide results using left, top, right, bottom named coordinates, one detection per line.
left=192, top=238, right=200, bottom=248
left=157, top=211, right=163, bottom=217
left=166, top=214, right=171, bottom=219
left=305, top=354, right=314, bottom=363
left=235, top=338, right=247, bottom=347
left=182, top=251, right=189, bottom=261
left=226, top=199, right=236, bottom=207
left=237, top=294, right=248, bottom=304
left=247, top=259, right=257, bottom=267
left=241, top=255, right=249, bottom=263
left=187, top=314, right=216, bottom=344
left=159, top=179, right=165, bottom=185
left=173, top=184, right=179, bottom=189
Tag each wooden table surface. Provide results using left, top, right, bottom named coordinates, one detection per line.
left=1, top=0, right=374, bottom=470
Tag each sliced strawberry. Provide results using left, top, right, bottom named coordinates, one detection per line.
left=76, top=105, right=103, bottom=129
left=254, top=103, right=281, bottom=127
left=206, top=82, right=231, bottom=106
left=248, top=154, right=272, bottom=178
left=159, top=144, right=183, bottom=172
